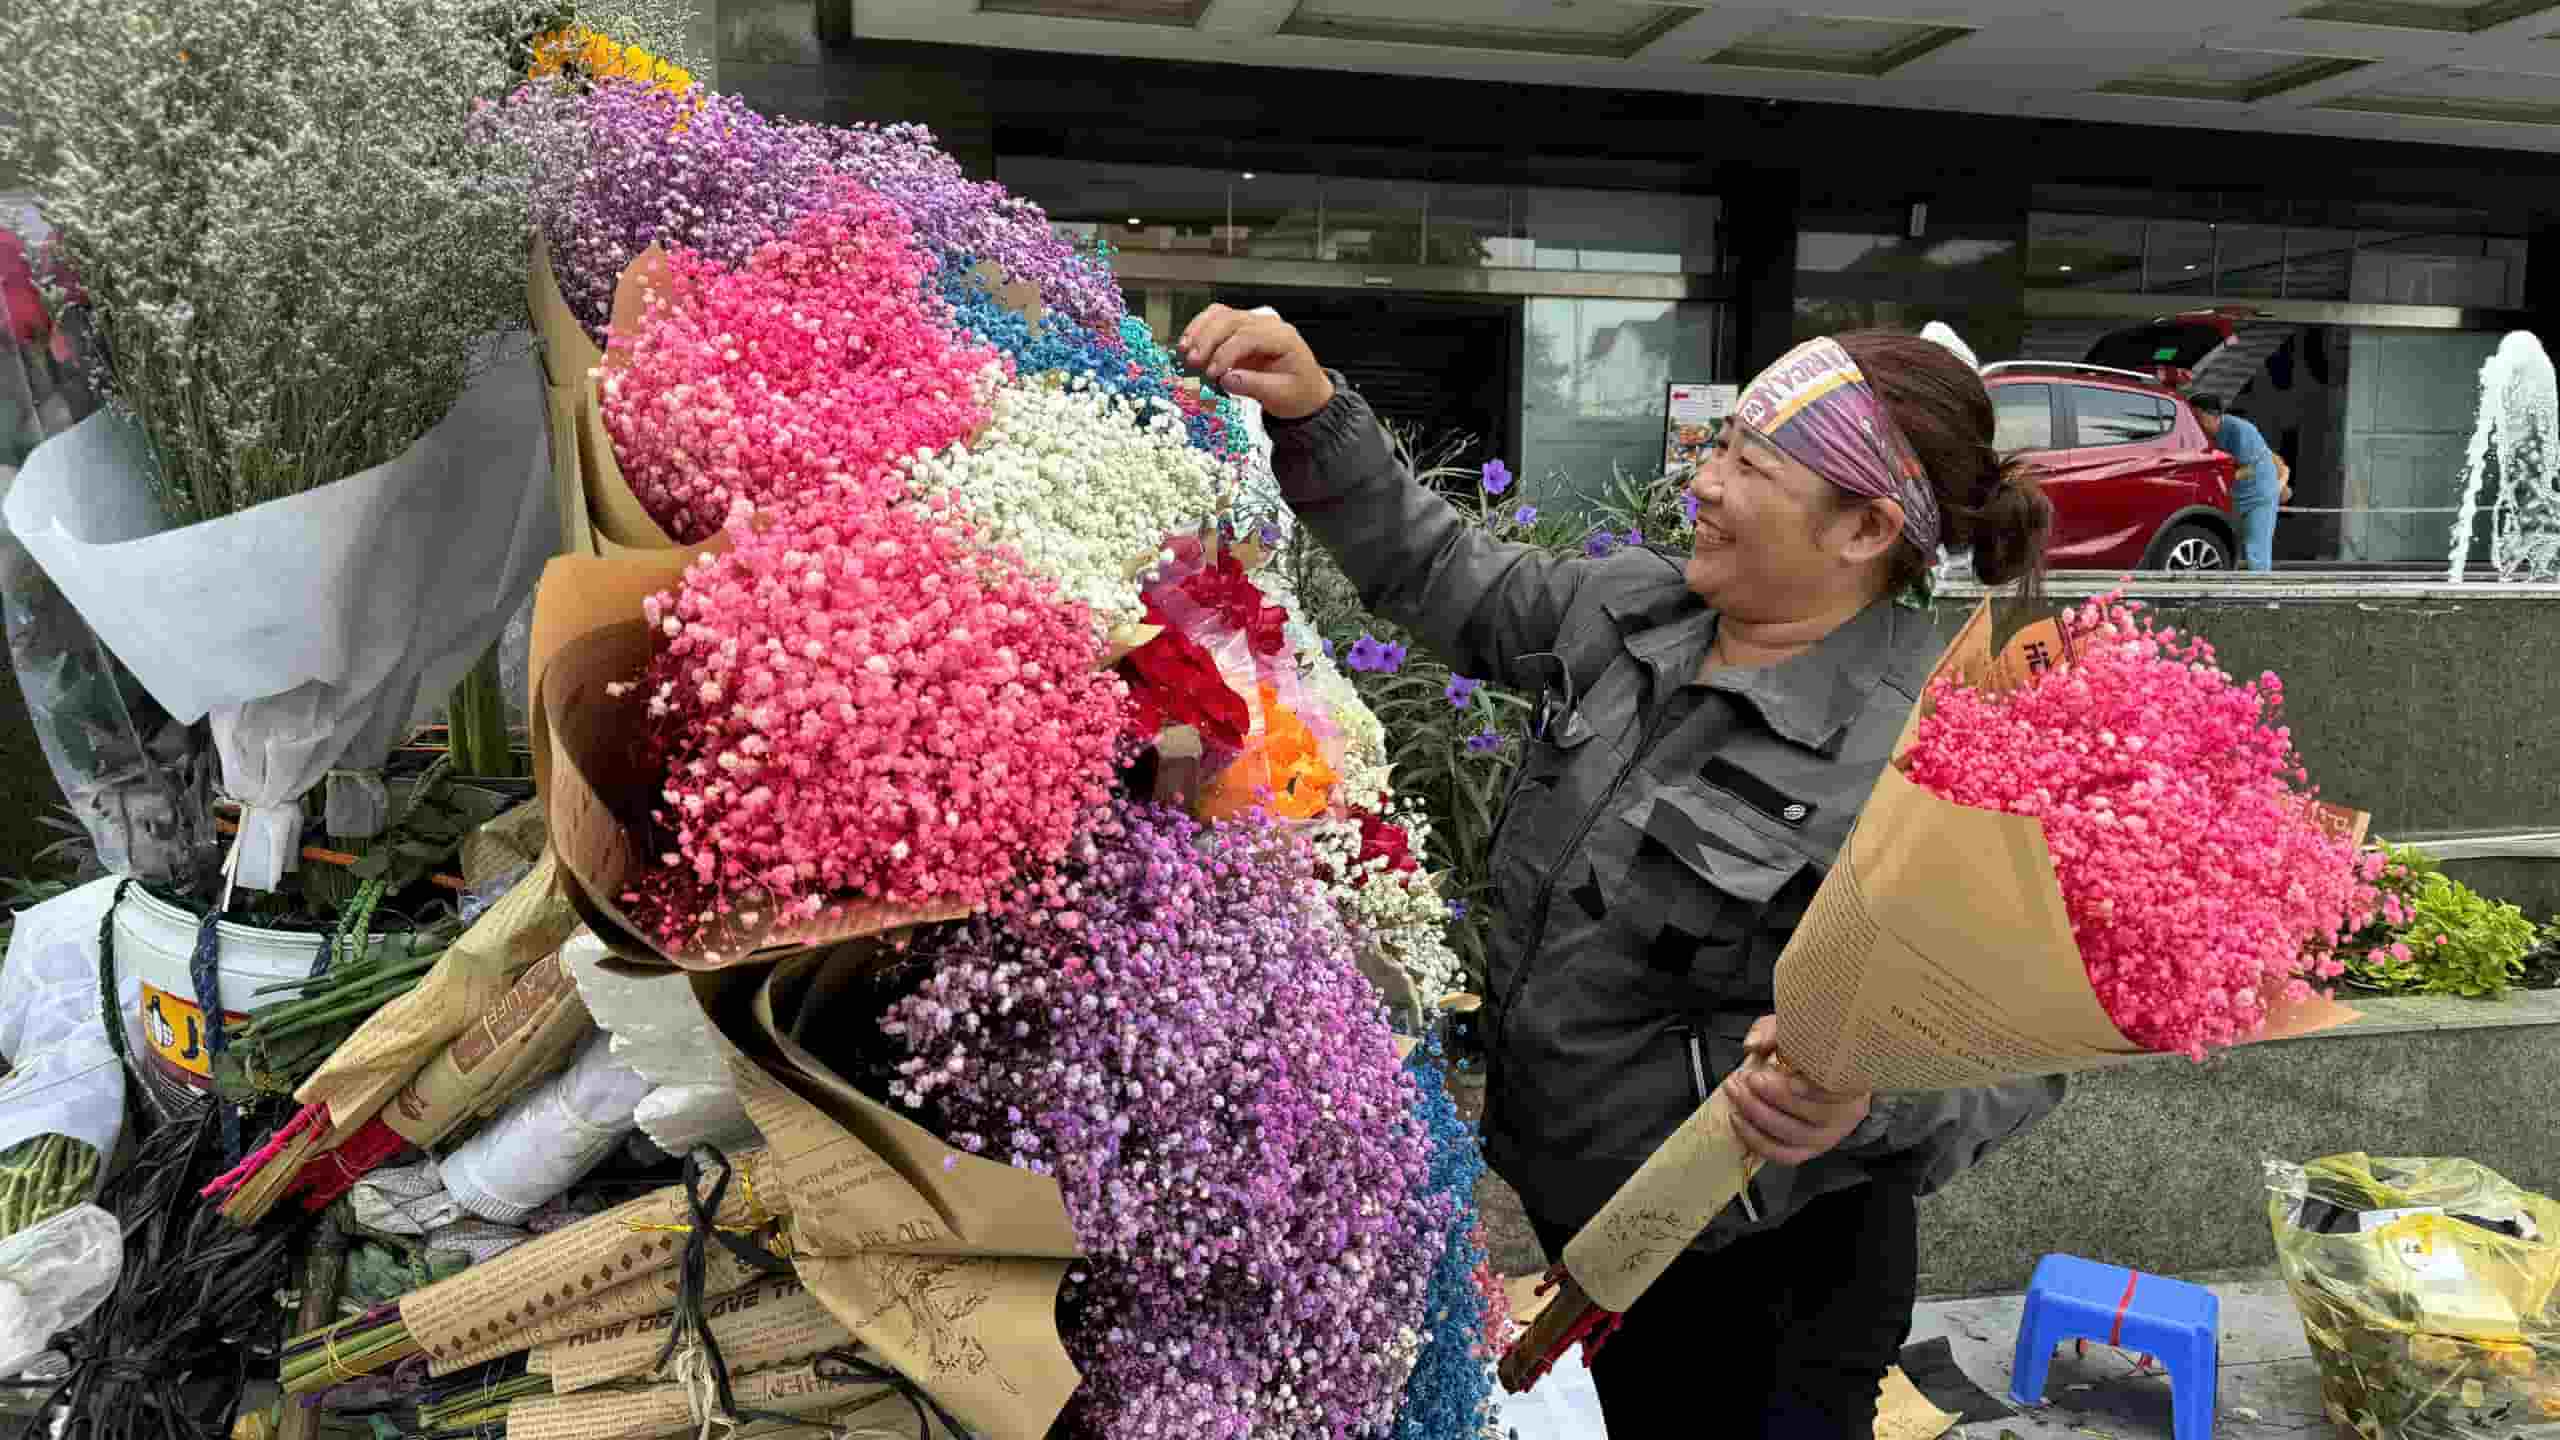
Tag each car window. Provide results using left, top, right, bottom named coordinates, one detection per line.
left=1992, top=384, right=2055, bottom=452
left=2071, top=386, right=2173, bottom=446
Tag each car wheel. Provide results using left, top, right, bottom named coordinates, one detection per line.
left=2147, top=522, right=2233, bottom=572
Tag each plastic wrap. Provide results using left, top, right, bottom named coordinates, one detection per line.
left=0, top=1205, right=119, bottom=1378
left=0, top=880, right=129, bottom=1164
left=0, top=212, right=212, bottom=886
left=440, top=1028, right=650, bottom=1225
left=2267, top=1153, right=2560, bottom=1437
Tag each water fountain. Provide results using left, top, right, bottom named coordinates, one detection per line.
left=2447, top=332, right=2560, bottom=583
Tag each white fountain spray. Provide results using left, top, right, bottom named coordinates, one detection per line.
left=2448, top=332, right=2560, bottom=583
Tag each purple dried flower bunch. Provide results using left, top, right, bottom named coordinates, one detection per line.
left=885, top=799, right=1453, bottom=1440
left=487, top=84, right=1124, bottom=344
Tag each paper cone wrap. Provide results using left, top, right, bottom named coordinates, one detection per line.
left=1560, top=599, right=2366, bottom=1315
left=692, top=953, right=1083, bottom=1440
left=529, top=549, right=973, bottom=971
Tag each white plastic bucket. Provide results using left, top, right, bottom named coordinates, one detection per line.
left=109, top=886, right=333, bottom=1098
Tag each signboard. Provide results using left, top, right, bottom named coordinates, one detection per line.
left=1664, top=382, right=1737, bottom=477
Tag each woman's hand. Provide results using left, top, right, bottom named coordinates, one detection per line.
left=1725, top=1015, right=1872, bottom=1167
left=1179, top=305, right=1335, bottom=420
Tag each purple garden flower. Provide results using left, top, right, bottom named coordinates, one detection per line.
left=1346, top=633, right=1407, bottom=674
left=1583, top=529, right=1618, bottom=559
left=1681, top=491, right=1701, bottom=525
left=1479, top=459, right=1512, bottom=496
left=1446, top=898, right=1468, bottom=921
left=1624, top=527, right=1645, bottom=547
left=885, top=803, right=1448, bottom=1440
left=1465, top=729, right=1503, bottom=755
left=1443, top=674, right=1483, bottom=710
left=1513, top=505, right=1538, bottom=527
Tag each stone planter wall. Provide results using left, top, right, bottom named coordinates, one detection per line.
left=1916, top=989, right=2560, bottom=1297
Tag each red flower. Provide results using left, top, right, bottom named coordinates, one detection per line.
left=1356, top=812, right=1419, bottom=875
left=1118, top=598, right=1251, bottom=753
left=1171, top=543, right=1291, bottom=660
left=0, top=231, right=52, bottom=350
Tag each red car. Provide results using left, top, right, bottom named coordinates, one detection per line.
left=1981, top=362, right=2240, bottom=572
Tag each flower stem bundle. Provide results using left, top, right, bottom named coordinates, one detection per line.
left=0, top=1133, right=100, bottom=1238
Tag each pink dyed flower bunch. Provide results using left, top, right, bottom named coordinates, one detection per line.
left=1901, top=594, right=2377, bottom=1059
left=883, top=800, right=1449, bottom=1440
left=598, top=181, right=1004, bottom=542
left=629, top=494, right=1124, bottom=948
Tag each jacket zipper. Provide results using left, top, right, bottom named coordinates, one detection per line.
left=1498, top=688, right=1680, bottom=1042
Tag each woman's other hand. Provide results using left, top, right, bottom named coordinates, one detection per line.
left=1179, top=304, right=1335, bottom=420
left=1726, top=1015, right=1872, bottom=1167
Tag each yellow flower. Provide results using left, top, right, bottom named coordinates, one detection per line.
left=525, top=25, right=694, bottom=96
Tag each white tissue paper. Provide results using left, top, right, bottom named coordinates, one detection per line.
left=348, top=1157, right=464, bottom=1237
left=4, top=344, right=557, bottom=889
left=441, top=1028, right=651, bottom=1226
left=564, top=930, right=760, bottom=1156
left=0, top=879, right=130, bottom=1162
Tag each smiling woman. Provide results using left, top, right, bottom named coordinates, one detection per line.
left=1178, top=302, right=2058, bottom=1438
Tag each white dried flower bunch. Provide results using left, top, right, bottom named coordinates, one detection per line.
left=558, top=0, right=705, bottom=70
left=903, top=373, right=1229, bottom=634
left=0, top=0, right=552, bottom=523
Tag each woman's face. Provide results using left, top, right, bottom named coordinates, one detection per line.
left=1684, top=423, right=1904, bottom=623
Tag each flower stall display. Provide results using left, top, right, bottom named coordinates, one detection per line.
left=0, top=0, right=559, bottom=891
left=1507, top=595, right=2382, bottom=1390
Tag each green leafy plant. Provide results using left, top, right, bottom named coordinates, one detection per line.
left=2342, top=866, right=2538, bottom=999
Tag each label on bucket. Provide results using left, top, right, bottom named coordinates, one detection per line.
left=138, top=981, right=241, bottom=1088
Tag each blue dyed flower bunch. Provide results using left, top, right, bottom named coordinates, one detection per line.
left=1390, top=1040, right=1507, bottom=1440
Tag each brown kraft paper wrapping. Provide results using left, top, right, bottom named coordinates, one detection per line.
left=529, top=548, right=972, bottom=971
left=501, top=1359, right=891, bottom=1440
left=431, top=1246, right=765, bottom=1375
left=380, top=950, right=594, bottom=1147
left=222, top=807, right=580, bottom=1223
left=401, top=1151, right=780, bottom=1366
left=690, top=953, right=1083, bottom=1440
left=530, top=1273, right=854, bottom=1393
left=1562, top=600, right=2366, bottom=1315
left=530, top=236, right=605, bottom=559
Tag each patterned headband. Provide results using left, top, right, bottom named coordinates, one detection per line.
left=1732, top=337, right=1940, bottom=555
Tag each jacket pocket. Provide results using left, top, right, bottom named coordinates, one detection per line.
left=1614, top=786, right=1810, bottom=994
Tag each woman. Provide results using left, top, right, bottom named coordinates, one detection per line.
left=1182, top=309, right=2068, bottom=1438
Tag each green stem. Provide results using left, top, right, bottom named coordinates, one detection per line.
left=445, top=641, right=518, bottom=779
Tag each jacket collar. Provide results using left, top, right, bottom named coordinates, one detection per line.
left=1610, top=592, right=1917, bottom=753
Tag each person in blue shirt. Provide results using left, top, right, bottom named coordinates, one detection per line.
left=2190, top=394, right=2289, bottom=572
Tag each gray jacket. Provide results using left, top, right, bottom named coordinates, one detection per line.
left=1271, top=380, right=2064, bottom=1251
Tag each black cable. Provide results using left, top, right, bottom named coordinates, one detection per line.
left=24, top=1100, right=298, bottom=1440
left=812, top=1348, right=978, bottom=1439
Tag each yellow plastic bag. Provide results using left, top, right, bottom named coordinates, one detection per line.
left=2267, top=1153, right=2560, bottom=1438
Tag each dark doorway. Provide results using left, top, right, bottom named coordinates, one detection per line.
left=1212, top=287, right=1518, bottom=470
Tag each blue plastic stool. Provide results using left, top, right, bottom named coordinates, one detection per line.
left=2012, top=1255, right=2219, bottom=1440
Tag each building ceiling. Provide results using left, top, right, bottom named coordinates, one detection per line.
left=837, top=0, right=2560, bottom=151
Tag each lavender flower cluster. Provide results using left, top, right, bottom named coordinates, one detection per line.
left=810, top=122, right=1126, bottom=333
left=1390, top=1043, right=1505, bottom=1440
left=885, top=800, right=1452, bottom=1440
left=491, top=81, right=832, bottom=339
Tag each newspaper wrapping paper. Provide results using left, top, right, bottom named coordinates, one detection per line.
left=374, top=949, right=595, bottom=1151
left=564, top=930, right=759, bottom=1155
left=527, top=1271, right=855, bottom=1394
left=399, top=1150, right=780, bottom=1369
left=431, top=1243, right=766, bottom=1376
left=1560, top=601, right=2367, bottom=1315
left=690, top=953, right=1085, bottom=1440
left=441, top=1026, right=651, bottom=1225
left=222, top=806, right=579, bottom=1224
left=3, top=343, right=557, bottom=890
left=501, top=1358, right=917, bottom=1440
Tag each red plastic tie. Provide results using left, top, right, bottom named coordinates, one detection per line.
left=2109, top=1270, right=2140, bottom=1348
